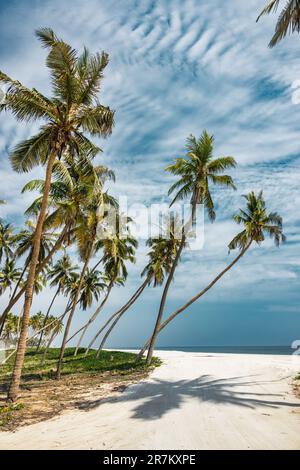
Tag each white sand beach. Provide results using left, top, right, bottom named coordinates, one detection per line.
left=1, top=350, right=300, bottom=450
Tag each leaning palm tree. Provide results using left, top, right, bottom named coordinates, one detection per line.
left=257, top=0, right=300, bottom=47
left=145, top=131, right=236, bottom=365
left=137, top=191, right=286, bottom=359
left=1, top=28, right=114, bottom=401
left=96, top=217, right=183, bottom=355
left=72, top=233, right=137, bottom=355
left=36, top=254, right=79, bottom=351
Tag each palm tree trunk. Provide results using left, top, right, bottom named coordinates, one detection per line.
left=74, top=281, right=114, bottom=356
left=7, top=151, right=57, bottom=402
left=95, top=277, right=150, bottom=358
left=55, top=244, right=94, bottom=379
left=145, top=199, right=199, bottom=365
left=96, top=313, right=122, bottom=357
left=0, top=225, right=68, bottom=335
left=146, top=236, right=186, bottom=365
left=137, top=242, right=252, bottom=361
left=36, top=286, right=60, bottom=352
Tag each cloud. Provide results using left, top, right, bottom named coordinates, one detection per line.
left=0, top=0, right=299, bottom=346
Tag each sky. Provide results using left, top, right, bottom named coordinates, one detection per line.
left=0, top=0, right=299, bottom=348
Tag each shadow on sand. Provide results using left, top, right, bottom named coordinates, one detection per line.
left=75, top=374, right=300, bottom=420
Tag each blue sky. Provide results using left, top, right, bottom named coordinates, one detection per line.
left=0, top=0, right=299, bottom=348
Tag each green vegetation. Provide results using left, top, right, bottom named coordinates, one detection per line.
left=0, top=348, right=160, bottom=381
left=0, top=403, right=24, bottom=427
left=0, top=21, right=288, bottom=405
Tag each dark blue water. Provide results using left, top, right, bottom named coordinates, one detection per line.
left=152, top=346, right=294, bottom=355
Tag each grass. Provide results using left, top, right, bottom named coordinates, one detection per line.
left=0, top=347, right=161, bottom=381
left=0, top=348, right=161, bottom=430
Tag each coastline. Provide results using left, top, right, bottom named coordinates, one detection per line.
left=0, top=350, right=299, bottom=450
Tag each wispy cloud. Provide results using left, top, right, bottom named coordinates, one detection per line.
left=0, top=0, right=299, bottom=346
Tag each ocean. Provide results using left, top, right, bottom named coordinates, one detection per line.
left=145, top=346, right=296, bottom=355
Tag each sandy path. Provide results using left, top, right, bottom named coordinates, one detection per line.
left=1, top=351, right=300, bottom=450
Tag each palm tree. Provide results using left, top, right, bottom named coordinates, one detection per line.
left=79, top=269, right=105, bottom=311
left=0, top=220, right=56, bottom=337
left=70, top=231, right=137, bottom=356
left=145, top=131, right=236, bottom=365
left=96, top=217, right=183, bottom=355
left=1, top=313, right=19, bottom=345
left=0, top=222, right=70, bottom=336
left=137, top=191, right=286, bottom=358
left=0, top=220, right=15, bottom=265
left=0, top=260, right=21, bottom=297
left=0, top=164, right=115, bottom=333
left=41, top=271, right=80, bottom=364
left=36, top=255, right=78, bottom=350
left=55, top=183, right=117, bottom=376
left=257, top=1, right=300, bottom=47
left=1, top=28, right=114, bottom=401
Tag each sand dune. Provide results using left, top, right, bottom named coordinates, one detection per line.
left=1, top=351, right=300, bottom=450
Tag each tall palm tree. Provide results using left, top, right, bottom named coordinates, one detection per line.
left=0, top=260, right=21, bottom=298
left=146, top=131, right=236, bottom=365
left=1, top=28, right=114, bottom=401
left=55, top=181, right=117, bottom=375
left=71, top=231, right=137, bottom=356
left=137, top=191, right=286, bottom=358
left=36, top=254, right=78, bottom=350
left=257, top=0, right=300, bottom=47
left=96, top=223, right=183, bottom=355
left=0, top=220, right=15, bottom=265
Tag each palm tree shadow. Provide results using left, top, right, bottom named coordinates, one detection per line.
left=76, top=374, right=300, bottom=421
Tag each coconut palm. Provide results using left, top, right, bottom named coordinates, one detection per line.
left=0, top=220, right=15, bottom=265
left=0, top=220, right=56, bottom=337
left=1, top=28, right=114, bottom=401
left=0, top=221, right=70, bottom=336
left=41, top=272, right=80, bottom=364
left=1, top=313, right=19, bottom=345
left=137, top=191, right=286, bottom=358
left=70, top=231, right=137, bottom=356
left=55, top=184, right=118, bottom=377
left=36, top=255, right=79, bottom=350
left=79, top=269, right=105, bottom=311
left=145, top=131, right=236, bottom=365
left=0, top=163, right=116, bottom=332
left=0, top=260, right=21, bottom=297
left=96, top=217, right=183, bottom=355
left=257, top=0, right=300, bottom=47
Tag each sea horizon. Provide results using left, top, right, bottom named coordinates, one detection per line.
left=126, top=345, right=295, bottom=355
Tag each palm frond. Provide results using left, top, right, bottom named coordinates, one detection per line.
left=10, top=127, right=53, bottom=172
